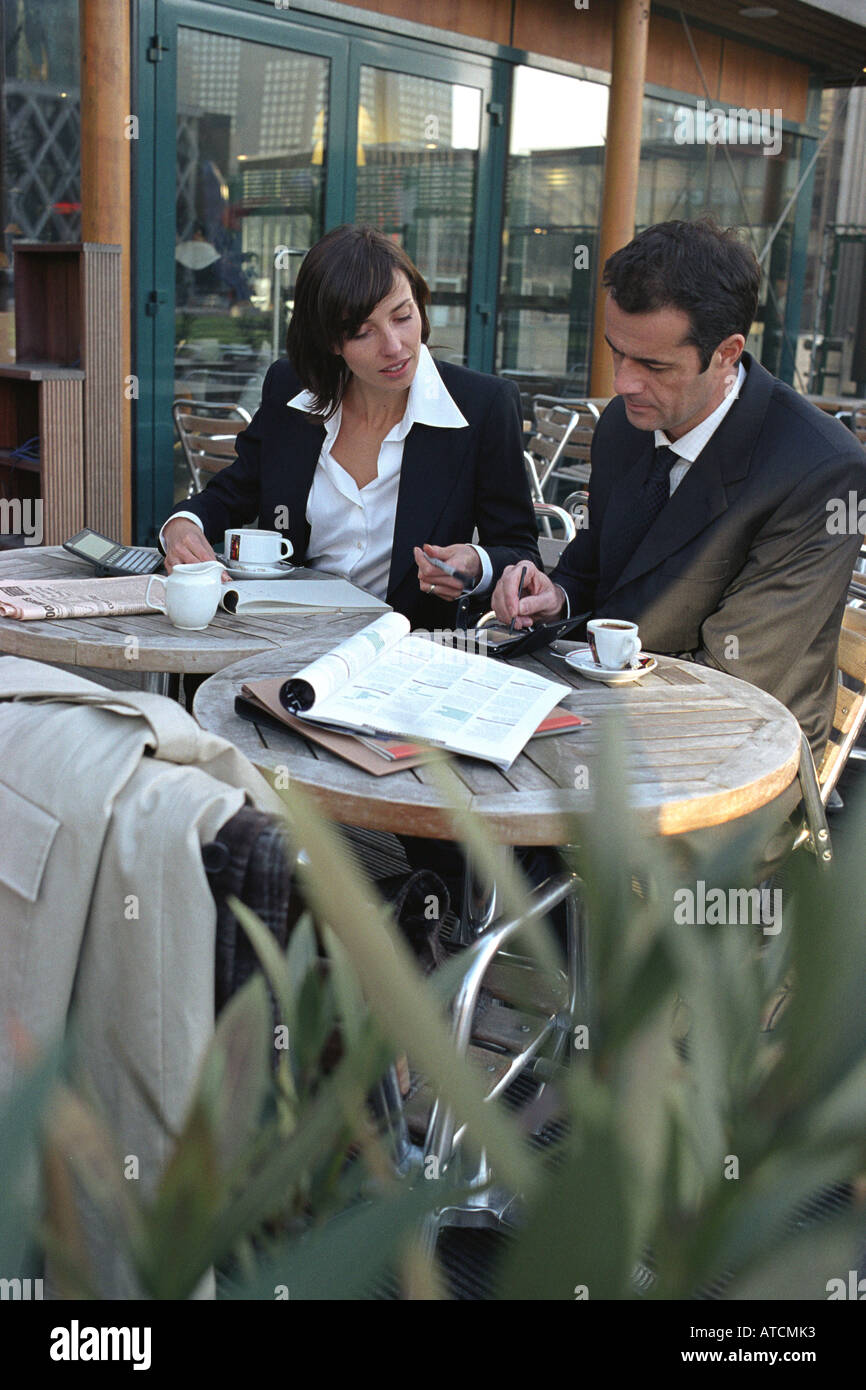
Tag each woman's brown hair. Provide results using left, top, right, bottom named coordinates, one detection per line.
left=286, top=224, right=431, bottom=418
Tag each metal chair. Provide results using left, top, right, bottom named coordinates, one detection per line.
left=561, top=488, right=590, bottom=533
left=792, top=604, right=866, bottom=867
left=534, top=500, right=576, bottom=571
left=172, top=399, right=252, bottom=495
left=396, top=870, right=587, bottom=1234
left=525, top=396, right=599, bottom=506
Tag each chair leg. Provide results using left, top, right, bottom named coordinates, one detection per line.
left=424, top=873, right=584, bottom=1233
left=796, top=731, right=833, bottom=868
left=455, top=847, right=506, bottom=944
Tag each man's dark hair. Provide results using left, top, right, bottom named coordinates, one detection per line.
left=602, top=219, right=760, bottom=371
left=286, top=224, right=431, bottom=417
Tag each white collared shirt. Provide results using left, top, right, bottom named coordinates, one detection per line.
left=161, top=344, right=492, bottom=603
left=554, top=358, right=747, bottom=617
left=657, top=359, right=746, bottom=495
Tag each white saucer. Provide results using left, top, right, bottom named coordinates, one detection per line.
left=564, top=649, right=657, bottom=684
left=217, top=554, right=295, bottom=580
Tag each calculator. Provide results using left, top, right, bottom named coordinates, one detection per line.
left=63, top=528, right=164, bottom=578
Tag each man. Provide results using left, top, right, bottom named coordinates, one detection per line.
left=494, top=219, right=866, bottom=759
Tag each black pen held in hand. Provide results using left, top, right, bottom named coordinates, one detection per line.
left=510, top=564, right=529, bottom=635
left=422, top=551, right=475, bottom=590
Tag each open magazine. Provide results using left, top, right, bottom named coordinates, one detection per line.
left=275, top=612, right=572, bottom=770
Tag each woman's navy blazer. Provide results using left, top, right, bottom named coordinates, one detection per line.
left=167, top=355, right=541, bottom=627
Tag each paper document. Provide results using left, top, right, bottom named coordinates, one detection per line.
left=220, top=576, right=390, bottom=616
left=280, top=613, right=571, bottom=769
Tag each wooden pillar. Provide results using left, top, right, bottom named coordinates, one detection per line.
left=589, top=0, right=650, bottom=397
left=79, top=0, right=132, bottom=541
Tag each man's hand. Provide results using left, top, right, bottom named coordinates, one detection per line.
left=492, top=561, right=565, bottom=629
left=413, top=543, right=482, bottom=603
left=162, top=518, right=226, bottom=577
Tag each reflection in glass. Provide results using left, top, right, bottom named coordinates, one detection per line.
left=174, top=29, right=328, bottom=499
left=0, top=0, right=81, bottom=358
left=354, top=67, right=481, bottom=365
left=638, top=95, right=803, bottom=380
left=496, top=67, right=608, bottom=398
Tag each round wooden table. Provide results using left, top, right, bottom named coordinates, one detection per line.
left=193, top=614, right=802, bottom=844
left=0, top=546, right=346, bottom=691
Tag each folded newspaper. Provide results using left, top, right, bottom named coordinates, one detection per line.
left=277, top=612, right=572, bottom=770
left=0, top=575, right=153, bottom=621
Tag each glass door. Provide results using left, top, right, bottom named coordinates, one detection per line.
left=173, top=30, right=332, bottom=430
left=136, top=2, right=348, bottom=537
left=348, top=46, right=501, bottom=369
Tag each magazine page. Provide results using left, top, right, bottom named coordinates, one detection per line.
left=280, top=612, right=410, bottom=711
left=308, top=631, right=571, bottom=767
left=0, top=576, right=152, bottom=621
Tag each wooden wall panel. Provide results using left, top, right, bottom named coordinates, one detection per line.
left=718, top=43, right=808, bottom=123
left=342, top=0, right=512, bottom=46
left=646, top=14, right=722, bottom=98
left=339, top=1, right=809, bottom=119
left=512, top=0, right=613, bottom=72
left=39, top=378, right=84, bottom=545
left=81, top=244, right=123, bottom=540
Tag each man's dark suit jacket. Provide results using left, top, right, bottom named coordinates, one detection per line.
left=167, top=356, right=540, bottom=629
left=550, top=352, right=866, bottom=754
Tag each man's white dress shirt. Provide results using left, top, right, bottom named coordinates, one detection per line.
left=556, top=359, right=746, bottom=615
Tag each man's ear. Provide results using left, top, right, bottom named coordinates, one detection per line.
left=717, top=333, right=746, bottom=368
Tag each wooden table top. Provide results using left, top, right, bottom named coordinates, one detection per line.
left=0, top=546, right=340, bottom=675
left=193, top=614, right=802, bottom=844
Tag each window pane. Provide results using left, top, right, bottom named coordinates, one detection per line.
left=174, top=29, right=328, bottom=499
left=354, top=66, right=482, bottom=365
left=497, top=66, right=608, bottom=397
left=638, top=96, right=804, bottom=378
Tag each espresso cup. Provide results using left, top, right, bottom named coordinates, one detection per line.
left=145, top=561, right=223, bottom=631
left=224, top=528, right=292, bottom=568
left=587, top=619, right=641, bottom=670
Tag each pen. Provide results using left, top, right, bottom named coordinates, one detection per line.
left=510, top=564, right=528, bottom=635
left=422, top=551, right=475, bottom=589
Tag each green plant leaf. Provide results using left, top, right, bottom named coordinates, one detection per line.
left=223, top=1177, right=453, bottom=1301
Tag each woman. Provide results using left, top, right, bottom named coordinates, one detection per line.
left=161, top=224, right=540, bottom=624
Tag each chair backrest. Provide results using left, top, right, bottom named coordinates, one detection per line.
left=534, top=501, right=577, bottom=571
left=851, top=405, right=866, bottom=449
left=172, top=399, right=252, bottom=494
left=817, top=603, right=866, bottom=800
left=527, top=395, right=599, bottom=495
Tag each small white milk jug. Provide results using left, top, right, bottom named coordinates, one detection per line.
left=145, top=560, right=224, bottom=630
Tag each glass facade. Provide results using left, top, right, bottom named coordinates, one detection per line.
left=637, top=95, right=805, bottom=381
left=495, top=72, right=806, bottom=399
left=0, top=0, right=80, bottom=360
left=354, top=68, right=482, bottom=365
left=496, top=67, right=608, bottom=397
left=173, top=28, right=329, bottom=498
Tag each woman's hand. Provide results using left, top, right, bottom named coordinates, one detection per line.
left=413, top=543, right=482, bottom=602
left=492, top=562, right=565, bottom=629
left=162, top=518, right=226, bottom=577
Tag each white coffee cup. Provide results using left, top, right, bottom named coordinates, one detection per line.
left=587, top=618, right=641, bottom=670
left=145, top=561, right=223, bottom=630
left=224, top=528, right=292, bottom=568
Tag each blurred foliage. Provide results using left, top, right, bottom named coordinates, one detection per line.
left=2, top=718, right=866, bottom=1298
